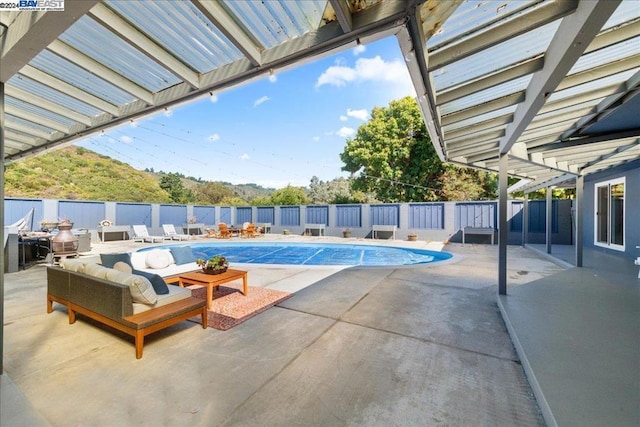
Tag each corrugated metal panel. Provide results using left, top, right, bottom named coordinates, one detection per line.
left=236, top=207, right=252, bottom=224
left=5, top=97, right=77, bottom=127
left=257, top=207, right=275, bottom=224
left=219, top=207, right=232, bottom=224
left=106, top=1, right=243, bottom=74
left=306, top=206, right=329, bottom=225
left=370, top=204, right=400, bottom=226
left=4, top=199, right=43, bottom=227
left=159, top=205, right=187, bottom=226
left=58, top=200, right=105, bottom=229
left=116, top=203, right=152, bottom=227
left=455, top=202, right=496, bottom=229
left=336, top=205, right=361, bottom=228
left=59, top=15, right=181, bottom=92
left=528, top=200, right=558, bottom=233
left=5, top=114, right=57, bottom=135
left=409, top=203, right=444, bottom=229
left=221, top=0, right=325, bottom=49
left=193, top=206, right=216, bottom=225
left=29, top=50, right=135, bottom=105
left=280, top=206, right=300, bottom=226
left=440, top=75, right=532, bottom=115
left=9, top=76, right=103, bottom=117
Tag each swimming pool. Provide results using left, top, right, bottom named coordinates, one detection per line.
left=150, top=242, right=452, bottom=267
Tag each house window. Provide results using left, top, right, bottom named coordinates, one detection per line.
left=594, top=177, right=625, bottom=251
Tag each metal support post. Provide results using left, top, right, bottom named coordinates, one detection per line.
left=575, top=175, right=584, bottom=267
left=498, top=153, right=508, bottom=295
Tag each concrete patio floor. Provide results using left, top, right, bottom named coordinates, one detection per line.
left=2, top=236, right=567, bottom=426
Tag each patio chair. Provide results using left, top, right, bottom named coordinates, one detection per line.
left=241, top=222, right=258, bottom=238
left=131, top=225, right=165, bottom=243
left=162, top=224, right=190, bottom=241
left=217, top=223, right=232, bottom=239
left=202, top=227, right=219, bottom=238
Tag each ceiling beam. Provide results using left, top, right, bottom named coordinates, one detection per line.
left=328, top=0, right=353, bottom=33
left=498, top=0, right=621, bottom=154
left=20, top=65, right=120, bottom=116
left=4, top=119, right=54, bottom=140
left=0, top=1, right=100, bottom=82
left=4, top=105, right=70, bottom=133
left=523, top=173, right=577, bottom=193
left=429, top=0, right=578, bottom=70
left=4, top=85, right=93, bottom=126
left=88, top=3, right=200, bottom=89
left=191, top=0, right=263, bottom=67
left=48, top=40, right=154, bottom=105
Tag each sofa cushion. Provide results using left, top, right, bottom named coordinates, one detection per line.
left=132, top=269, right=169, bottom=295
left=105, top=269, right=158, bottom=305
left=60, top=258, right=87, bottom=273
left=145, top=249, right=173, bottom=269
left=132, top=284, right=191, bottom=314
left=84, top=263, right=112, bottom=279
left=113, top=261, right=133, bottom=274
left=100, top=252, right=132, bottom=268
left=169, top=246, right=196, bottom=265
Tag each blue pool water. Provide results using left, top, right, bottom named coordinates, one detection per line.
left=148, top=242, right=452, bottom=267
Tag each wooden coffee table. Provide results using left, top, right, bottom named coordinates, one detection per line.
left=178, top=269, right=248, bottom=310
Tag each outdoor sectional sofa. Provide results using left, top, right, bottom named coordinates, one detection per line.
left=46, top=247, right=207, bottom=359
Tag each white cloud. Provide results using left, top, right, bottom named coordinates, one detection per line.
left=163, top=108, right=173, bottom=118
left=353, top=44, right=366, bottom=55
left=339, top=115, right=348, bottom=122
left=315, top=55, right=413, bottom=96
left=312, top=136, right=320, bottom=142
left=254, top=95, right=270, bottom=107
left=268, top=73, right=277, bottom=83
left=240, top=153, right=250, bottom=160
left=208, top=133, right=220, bottom=142
left=119, top=136, right=133, bottom=144
left=210, top=94, right=218, bottom=103
left=336, top=127, right=355, bottom=138
left=347, top=108, right=368, bottom=121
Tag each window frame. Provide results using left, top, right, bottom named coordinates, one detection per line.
left=593, top=177, right=625, bottom=252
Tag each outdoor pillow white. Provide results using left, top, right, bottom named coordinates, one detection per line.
left=60, top=258, right=86, bottom=273
left=105, top=268, right=158, bottom=305
left=145, top=249, right=173, bottom=269
left=84, top=263, right=111, bottom=279
left=130, top=251, right=147, bottom=270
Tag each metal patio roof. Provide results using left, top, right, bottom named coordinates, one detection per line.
left=1, top=0, right=639, bottom=193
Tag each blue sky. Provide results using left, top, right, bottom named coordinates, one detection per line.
left=77, top=36, right=415, bottom=189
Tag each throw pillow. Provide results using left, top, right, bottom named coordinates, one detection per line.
left=60, top=258, right=86, bottom=273
left=133, top=269, right=169, bottom=295
left=113, top=261, right=133, bottom=274
left=169, top=246, right=196, bottom=265
left=130, top=251, right=147, bottom=270
left=105, top=269, right=157, bottom=305
left=145, top=249, right=172, bottom=269
left=100, top=253, right=132, bottom=268
left=84, top=263, right=111, bottom=279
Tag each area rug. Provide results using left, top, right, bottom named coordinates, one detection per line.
left=188, top=283, right=291, bottom=331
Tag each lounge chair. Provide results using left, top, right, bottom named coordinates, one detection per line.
left=131, top=225, right=165, bottom=243
left=202, top=227, right=219, bottom=238
left=162, top=224, right=190, bottom=241
left=241, top=222, right=258, bottom=238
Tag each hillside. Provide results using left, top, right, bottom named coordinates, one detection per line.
left=4, top=146, right=273, bottom=203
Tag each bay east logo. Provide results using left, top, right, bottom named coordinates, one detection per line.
left=15, top=0, right=64, bottom=11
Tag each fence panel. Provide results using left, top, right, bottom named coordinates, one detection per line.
left=280, top=206, right=300, bottom=226
left=409, top=203, right=444, bottom=229
left=4, top=198, right=43, bottom=228
left=510, top=201, right=523, bottom=232
left=236, top=207, right=252, bottom=224
left=336, top=205, right=361, bottom=228
left=193, top=206, right=215, bottom=225
left=306, top=205, right=329, bottom=225
left=455, top=202, right=496, bottom=229
left=116, top=203, right=152, bottom=227
left=370, top=204, right=400, bottom=226
left=528, top=200, right=558, bottom=233
left=59, top=200, right=105, bottom=229
left=219, top=207, right=232, bottom=224
left=159, top=205, right=187, bottom=227
left=257, top=207, right=274, bottom=224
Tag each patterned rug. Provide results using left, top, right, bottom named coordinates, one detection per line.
left=188, top=283, right=291, bottom=331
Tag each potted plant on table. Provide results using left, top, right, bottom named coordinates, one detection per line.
left=196, top=255, right=229, bottom=275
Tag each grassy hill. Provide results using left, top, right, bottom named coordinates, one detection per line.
left=4, top=146, right=273, bottom=203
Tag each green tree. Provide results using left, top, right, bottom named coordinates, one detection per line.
left=194, top=182, right=233, bottom=204
left=159, top=173, right=194, bottom=203
left=340, top=96, right=442, bottom=202
left=270, top=185, right=309, bottom=205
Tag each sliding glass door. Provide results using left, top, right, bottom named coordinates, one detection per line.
left=595, top=178, right=625, bottom=250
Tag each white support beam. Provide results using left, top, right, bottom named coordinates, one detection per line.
left=0, top=1, right=100, bottom=82
left=48, top=40, right=154, bottom=105
left=328, top=0, right=353, bottom=34
left=3, top=120, right=53, bottom=140
left=523, top=173, right=578, bottom=194
left=5, top=85, right=93, bottom=126
left=20, top=65, right=120, bottom=116
left=191, top=0, right=263, bottom=67
left=499, top=0, right=621, bottom=154
left=89, top=3, right=200, bottom=89
left=4, top=105, right=70, bottom=133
